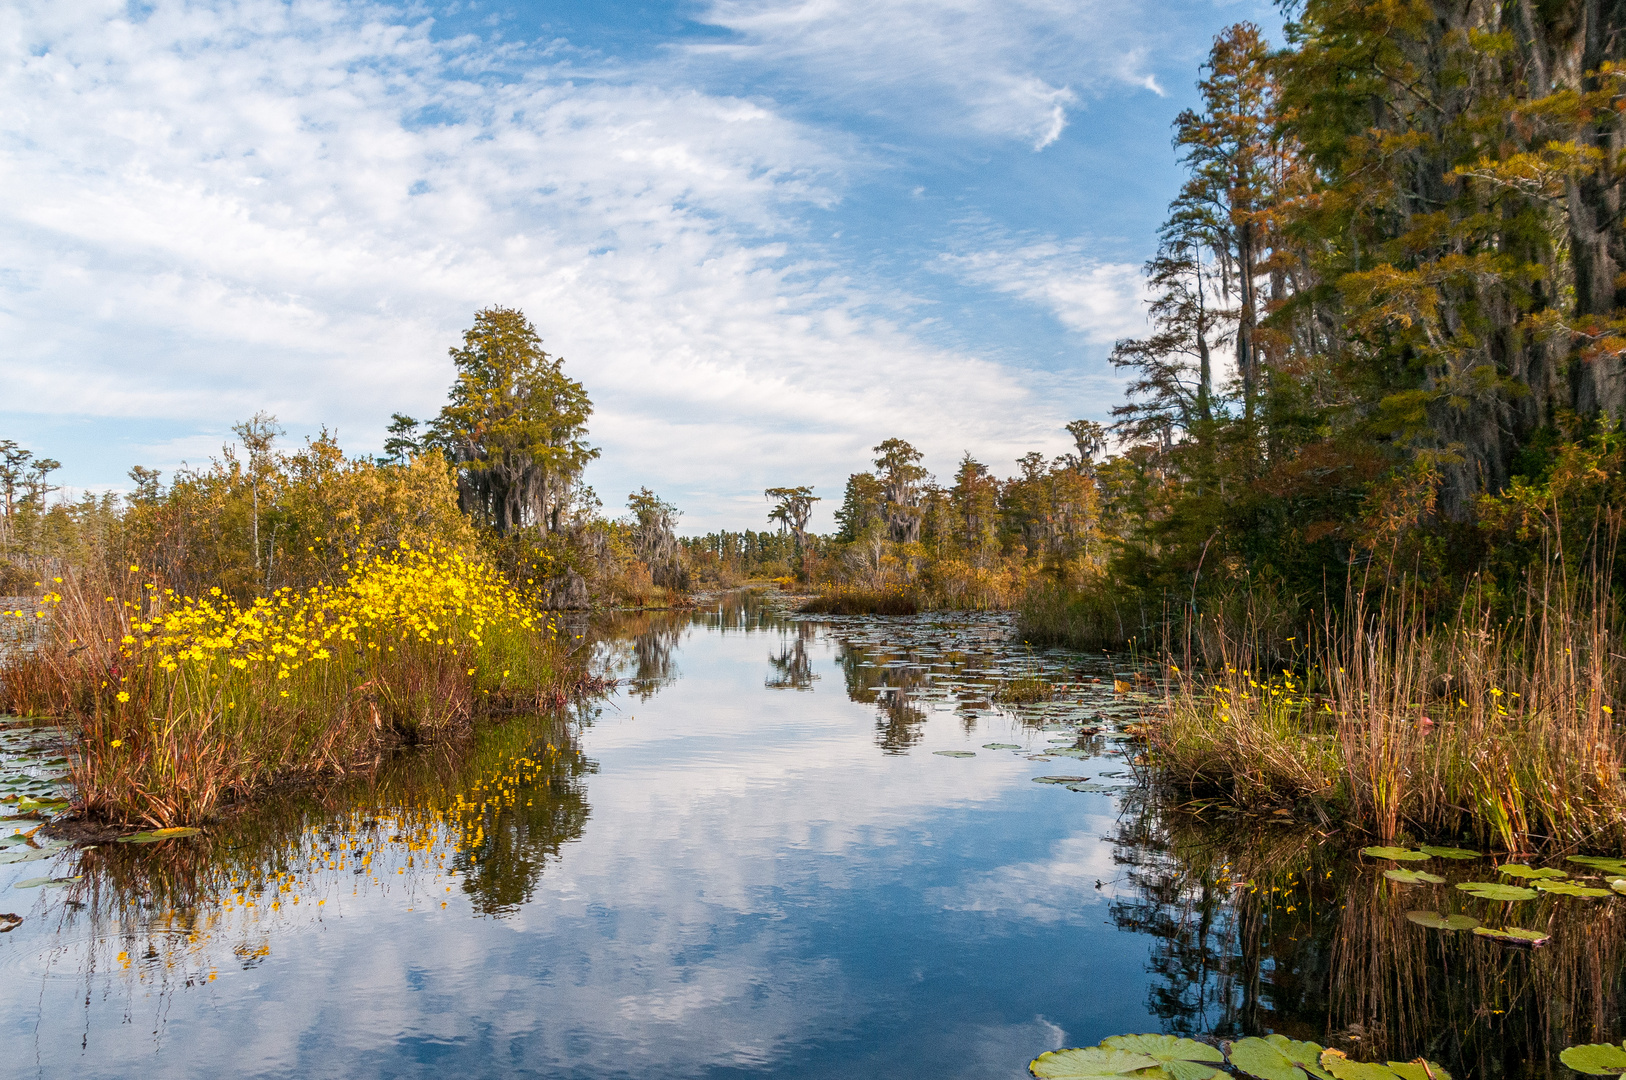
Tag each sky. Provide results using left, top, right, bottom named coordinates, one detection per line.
left=0, top=0, right=1279, bottom=533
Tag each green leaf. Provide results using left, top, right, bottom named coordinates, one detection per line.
left=1566, top=856, right=1626, bottom=874
left=1032, top=776, right=1090, bottom=784
left=1497, top=864, right=1566, bottom=879
left=1101, top=1035, right=1224, bottom=1066
left=118, top=827, right=203, bottom=844
left=983, top=743, right=1022, bottom=750
left=1361, top=847, right=1430, bottom=861
left=1030, top=1047, right=1161, bottom=1078
left=1226, top=1036, right=1333, bottom=1080
left=1317, top=1050, right=1399, bottom=1080
left=1560, top=1043, right=1626, bottom=1075
left=1404, top=911, right=1480, bottom=930
left=932, top=750, right=976, bottom=758
left=1471, top=926, right=1549, bottom=945
left=1611, top=879, right=1626, bottom=897
left=1455, top=882, right=1537, bottom=901
left=1384, top=869, right=1446, bottom=885
left=0, top=848, right=54, bottom=865
left=1386, top=1061, right=1452, bottom=1080
left=13, top=875, right=79, bottom=889
left=1534, top=880, right=1612, bottom=897
left=1417, top=846, right=1481, bottom=860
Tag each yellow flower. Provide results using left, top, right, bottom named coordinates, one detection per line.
left=116, top=691, right=130, bottom=703
left=111, top=739, right=123, bottom=748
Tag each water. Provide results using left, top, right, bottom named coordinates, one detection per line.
left=0, top=592, right=1621, bottom=1078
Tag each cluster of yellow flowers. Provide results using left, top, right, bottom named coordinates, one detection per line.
left=118, top=544, right=555, bottom=687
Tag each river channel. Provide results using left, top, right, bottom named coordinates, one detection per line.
left=0, top=592, right=1621, bottom=1077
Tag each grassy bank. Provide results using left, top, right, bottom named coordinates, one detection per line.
left=2, top=544, right=589, bottom=826
left=1146, top=574, right=1626, bottom=853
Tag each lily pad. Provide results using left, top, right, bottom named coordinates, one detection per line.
left=931, top=750, right=976, bottom=758
left=983, top=743, right=1022, bottom=750
left=1417, top=845, right=1481, bottom=860
left=1030, top=1047, right=1160, bottom=1078
left=1535, top=880, right=1612, bottom=897
left=1387, top=1063, right=1453, bottom=1080
left=1360, top=847, right=1430, bottom=862
left=1611, top=879, right=1626, bottom=897
left=1032, top=776, right=1089, bottom=784
left=1227, top=1035, right=1332, bottom=1080
left=1560, top=1043, right=1626, bottom=1075
left=1316, top=1050, right=1398, bottom=1080
left=1048, top=748, right=1091, bottom=759
left=118, top=827, right=203, bottom=843
left=1384, top=869, right=1446, bottom=885
left=1404, top=911, right=1480, bottom=930
left=1101, top=1034, right=1224, bottom=1080
left=13, top=875, right=80, bottom=889
left=1455, top=882, right=1537, bottom=901
left=1471, top=925, right=1550, bottom=946
left=0, top=847, right=54, bottom=865
left=1497, top=864, right=1566, bottom=879
left=1567, top=856, right=1626, bottom=873
left=1068, top=782, right=1125, bottom=793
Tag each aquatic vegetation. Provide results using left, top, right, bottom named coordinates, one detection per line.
left=1403, top=911, right=1479, bottom=930
left=1148, top=570, right=1626, bottom=852
left=8, top=544, right=582, bottom=825
left=1455, top=881, right=1537, bottom=901
left=1361, top=847, right=1430, bottom=861
left=1562, top=1042, right=1626, bottom=1076
left=1382, top=869, right=1445, bottom=885
left=1471, top=926, right=1549, bottom=946
left=1497, top=864, right=1567, bottom=879
left=1027, top=1033, right=1448, bottom=1080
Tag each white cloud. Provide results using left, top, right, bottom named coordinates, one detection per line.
left=691, top=0, right=1168, bottom=149
left=943, top=241, right=1150, bottom=346
left=1, top=0, right=1117, bottom=530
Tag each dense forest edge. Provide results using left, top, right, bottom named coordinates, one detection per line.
left=8, top=1, right=1626, bottom=849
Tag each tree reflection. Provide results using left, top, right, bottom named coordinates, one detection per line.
left=766, top=622, right=818, bottom=691
left=1105, top=797, right=1626, bottom=1077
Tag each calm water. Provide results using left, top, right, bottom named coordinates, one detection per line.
left=0, top=593, right=1622, bottom=1078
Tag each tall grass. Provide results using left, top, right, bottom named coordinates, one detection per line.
left=1151, top=560, right=1626, bottom=852
left=1, top=544, right=586, bottom=826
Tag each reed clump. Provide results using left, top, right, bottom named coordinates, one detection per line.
left=799, top=583, right=920, bottom=616
left=2, top=543, right=582, bottom=826
left=1151, top=564, right=1626, bottom=852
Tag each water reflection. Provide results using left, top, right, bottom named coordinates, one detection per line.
left=1, top=590, right=1622, bottom=1079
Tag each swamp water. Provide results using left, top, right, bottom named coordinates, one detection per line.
left=0, top=592, right=1622, bottom=1078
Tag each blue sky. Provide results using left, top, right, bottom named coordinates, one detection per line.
left=1, top=0, right=1277, bottom=532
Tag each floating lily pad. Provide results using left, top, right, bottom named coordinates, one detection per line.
left=13, top=875, right=79, bottom=889
left=1535, top=880, right=1612, bottom=897
left=1317, top=1050, right=1399, bottom=1080
left=14, top=797, right=68, bottom=812
left=0, top=847, right=55, bottom=865
left=1030, top=1047, right=1160, bottom=1078
left=931, top=750, right=976, bottom=758
left=1456, top=882, right=1537, bottom=901
left=116, top=826, right=203, bottom=843
left=1560, top=1042, right=1626, bottom=1075
left=1472, top=925, right=1549, bottom=945
left=1404, top=911, right=1480, bottom=931
left=983, top=743, right=1022, bottom=750
left=1032, top=776, right=1089, bottom=784
left=1497, top=864, right=1566, bottom=879
left=1361, top=847, right=1430, bottom=862
left=1068, top=782, right=1125, bottom=793
left=1228, top=1034, right=1333, bottom=1080
left=1048, top=748, right=1091, bottom=759
left=1612, top=879, right=1626, bottom=897
left=1567, top=856, right=1626, bottom=874
left=1388, top=1062, right=1454, bottom=1080
left=1384, top=869, right=1446, bottom=885
left=1416, top=845, right=1481, bottom=860
left=1100, top=1035, right=1223, bottom=1080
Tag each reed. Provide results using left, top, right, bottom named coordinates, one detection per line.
left=1, top=544, right=585, bottom=826
left=1150, top=557, right=1626, bottom=851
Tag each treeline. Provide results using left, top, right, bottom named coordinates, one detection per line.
left=1, top=308, right=689, bottom=611
left=1023, top=6, right=1626, bottom=644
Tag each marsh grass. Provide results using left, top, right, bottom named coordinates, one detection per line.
left=2, top=545, right=587, bottom=826
left=799, top=584, right=921, bottom=616
left=1151, top=558, right=1626, bottom=852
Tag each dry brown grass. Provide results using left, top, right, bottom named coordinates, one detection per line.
left=1150, top=562, right=1626, bottom=852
